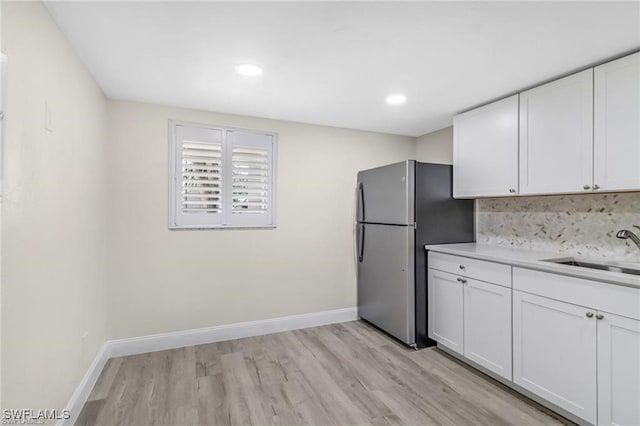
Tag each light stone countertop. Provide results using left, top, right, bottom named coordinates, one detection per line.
left=425, top=243, right=640, bottom=290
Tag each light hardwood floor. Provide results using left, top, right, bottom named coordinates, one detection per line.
left=77, top=321, right=572, bottom=426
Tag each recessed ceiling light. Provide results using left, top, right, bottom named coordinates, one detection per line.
left=386, top=94, right=407, bottom=105
left=235, top=63, right=263, bottom=77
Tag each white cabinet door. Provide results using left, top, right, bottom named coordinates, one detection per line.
left=513, top=291, right=597, bottom=424
left=597, top=312, right=640, bottom=426
left=594, top=52, right=640, bottom=192
left=453, top=95, right=519, bottom=198
left=463, top=279, right=512, bottom=380
left=519, top=69, right=594, bottom=195
left=428, top=269, right=464, bottom=355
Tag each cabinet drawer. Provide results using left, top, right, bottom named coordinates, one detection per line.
left=428, top=252, right=511, bottom=287
left=513, top=267, right=640, bottom=321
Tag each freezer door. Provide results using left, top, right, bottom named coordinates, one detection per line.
left=358, top=223, right=415, bottom=345
left=357, top=161, right=414, bottom=225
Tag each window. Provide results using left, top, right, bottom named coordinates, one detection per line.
left=169, top=121, right=277, bottom=229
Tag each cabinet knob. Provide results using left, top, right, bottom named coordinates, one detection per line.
left=509, top=188, right=516, bottom=194
left=583, top=184, right=591, bottom=190
left=593, top=184, right=600, bottom=190
left=459, top=265, right=465, bottom=270
left=586, top=312, right=594, bottom=318
left=596, top=313, right=604, bottom=320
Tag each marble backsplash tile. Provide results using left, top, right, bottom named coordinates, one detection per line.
left=476, top=192, right=640, bottom=262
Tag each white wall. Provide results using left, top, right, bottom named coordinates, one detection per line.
left=0, top=2, right=416, bottom=411
left=1, top=2, right=108, bottom=411
left=415, top=126, right=453, bottom=164
left=0, top=0, right=3, bottom=411
left=107, top=101, right=415, bottom=339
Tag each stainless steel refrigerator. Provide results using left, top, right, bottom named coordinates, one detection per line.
left=356, top=160, right=474, bottom=348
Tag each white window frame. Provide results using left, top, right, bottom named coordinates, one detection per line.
left=169, top=120, right=277, bottom=229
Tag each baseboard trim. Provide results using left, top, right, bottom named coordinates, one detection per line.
left=60, top=342, right=110, bottom=426
left=108, top=307, right=357, bottom=358
left=61, top=307, right=357, bottom=425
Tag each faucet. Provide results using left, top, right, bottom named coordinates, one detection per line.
left=616, top=229, right=640, bottom=251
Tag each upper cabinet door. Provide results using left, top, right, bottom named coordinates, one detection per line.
left=594, top=52, right=640, bottom=192
left=453, top=95, right=519, bottom=198
left=519, top=69, right=594, bottom=195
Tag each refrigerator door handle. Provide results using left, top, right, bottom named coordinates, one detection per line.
left=357, top=223, right=365, bottom=263
left=358, top=182, right=365, bottom=222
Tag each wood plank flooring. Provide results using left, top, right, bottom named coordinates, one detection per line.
left=77, top=321, right=572, bottom=426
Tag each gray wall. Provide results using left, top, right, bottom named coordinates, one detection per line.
left=415, top=126, right=453, bottom=164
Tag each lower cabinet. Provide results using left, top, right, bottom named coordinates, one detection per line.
left=427, top=268, right=464, bottom=355
left=428, top=268, right=512, bottom=380
left=464, top=279, right=512, bottom=380
left=597, top=312, right=640, bottom=426
left=513, top=290, right=597, bottom=424
left=513, top=289, right=640, bottom=426
left=428, top=252, right=640, bottom=425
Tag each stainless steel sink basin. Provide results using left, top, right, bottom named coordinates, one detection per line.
left=543, top=258, right=640, bottom=276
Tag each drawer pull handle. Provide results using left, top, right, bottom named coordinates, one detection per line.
left=596, top=313, right=604, bottom=320
left=586, top=312, right=594, bottom=318
left=459, top=265, right=465, bottom=270
left=456, top=277, right=467, bottom=284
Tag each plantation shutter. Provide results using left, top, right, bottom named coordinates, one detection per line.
left=170, top=122, right=276, bottom=229
left=173, top=125, right=224, bottom=227
left=225, top=130, right=275, bottom=227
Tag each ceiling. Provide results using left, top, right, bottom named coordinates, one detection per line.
left=45, top=1, right=640, bottom=137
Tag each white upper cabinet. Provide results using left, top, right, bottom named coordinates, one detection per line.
left=519, top=69, right=594, bottom=195
left=453, top=95, right=519, bottom=198
left=453, top=53, right=640, bottom=198
left=594, top=52, right=640, bottom=192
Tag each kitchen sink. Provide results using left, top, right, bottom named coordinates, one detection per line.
left=543, top=258, right=640, bottom=276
